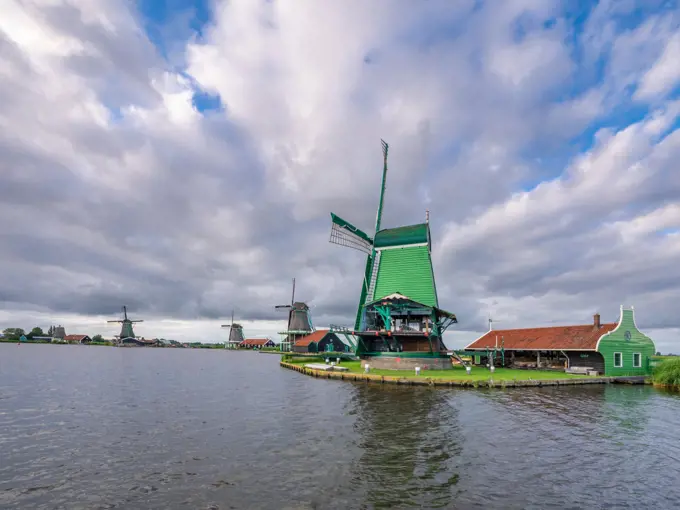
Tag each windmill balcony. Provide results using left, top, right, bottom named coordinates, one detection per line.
left=357, top=329, right=432, bottom=337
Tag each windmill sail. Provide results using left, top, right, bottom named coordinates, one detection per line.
left=329, top=214, right=373, bottom=254
left=329, top=140, right=390, bottom=331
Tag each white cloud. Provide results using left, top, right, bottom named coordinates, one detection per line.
left=0, top=0, right=679, bottom=356
left=635, top=32, right=680, bottom=101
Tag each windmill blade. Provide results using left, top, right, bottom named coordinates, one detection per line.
left=107, top=320, right=122, bottom=323
left=329, top=213, right=373, bottom=254
left=374, top=139, right=389, bottom=233
left=275, top=305, right=292, bottom=311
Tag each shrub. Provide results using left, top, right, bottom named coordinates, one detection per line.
left=653, top=358, right=680, bottom=386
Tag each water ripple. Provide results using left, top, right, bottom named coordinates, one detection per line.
left=1, top=345, right=680, bottom=509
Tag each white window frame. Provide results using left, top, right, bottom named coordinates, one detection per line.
left=633, top=352, right=641, bottom=368
left=614, top=352, right=623, bottom=368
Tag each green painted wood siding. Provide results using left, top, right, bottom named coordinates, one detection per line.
left=374, top=224, right=429, bottom=248
left=372, top=246, right=438, bottom=307
left=597, top=309, right=655, bottom=376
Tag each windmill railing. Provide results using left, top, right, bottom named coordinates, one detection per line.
left=328, top=325, right=358, bottom=352
left=329, top=324, right=352, bottom=333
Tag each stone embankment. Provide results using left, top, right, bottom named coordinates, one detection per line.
left=280, top=361, right=649, bottom=388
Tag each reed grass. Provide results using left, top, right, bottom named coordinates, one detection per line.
left=652, top=358, right=680, bottom=387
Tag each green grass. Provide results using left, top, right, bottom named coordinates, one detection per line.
left=285, top=357, right=587, bottom=381
left=652, top=358, right=680, bottom=387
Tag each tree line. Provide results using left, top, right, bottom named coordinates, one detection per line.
left=1, top=327, right=103, bottom=343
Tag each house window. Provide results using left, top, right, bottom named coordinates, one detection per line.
left=614, top=352, right=622, bottom=368
left=633, top=353, right=641, bottom=368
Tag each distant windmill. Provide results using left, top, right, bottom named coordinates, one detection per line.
left=108, top=305, right=143, bottom=340
left=221, top=309, right=245, bottom=349
left=276, top=278, right=314, bottom=351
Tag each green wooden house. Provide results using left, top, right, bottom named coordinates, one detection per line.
left=596, top=307, right=656, bottom=376
left=465, top=306, right=656, bottom=376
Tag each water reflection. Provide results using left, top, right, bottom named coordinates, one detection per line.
left=349, top=385, right=463, bottom=509
left=450, top=385, right=678, bottom=510
left=488, top=385, right=654, bottom=436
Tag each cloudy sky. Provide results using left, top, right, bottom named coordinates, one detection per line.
left=1, top=0, right=679, bottom=351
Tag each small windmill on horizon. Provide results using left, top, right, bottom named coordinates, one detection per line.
left=221, top=309, right=245, bottom=349
left=275, top=278, right=314, bottom=352
left=108, top=305, right=143, bottom=342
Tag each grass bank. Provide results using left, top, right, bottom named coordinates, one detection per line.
left=652, top=358, right=680, bottom=388
left=283, top=356, right=587, bottom=382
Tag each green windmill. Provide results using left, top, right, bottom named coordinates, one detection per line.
left=329, top=140, right=457, bottom=360
left=108, top=305, right=143, bottom=341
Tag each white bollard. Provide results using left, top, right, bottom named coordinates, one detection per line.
left=415, top=366, right=421, bottom=376
left=490, top=366, right=495, bottom=373
left=466, top=366, right=471, bottom=375
left=336, top=357, right=341, bottom=364
left=365, top=364, right=370, bottom=373
left=325, top=358, right=330, bottom=364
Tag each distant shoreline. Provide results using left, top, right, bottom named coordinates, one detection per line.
left=1, top=341, right=281, bottom=351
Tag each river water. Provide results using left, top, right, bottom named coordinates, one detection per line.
left=1, top=344, right=679, bottom=509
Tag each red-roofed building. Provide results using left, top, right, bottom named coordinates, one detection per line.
left=63, top=334, right=91, bottom=344
left=466, top=322, right=618, bottom=352
left=292, top=330, right=349, bottom=354
left=464, top=307, right=656, bottom=376
left=240, top=338, right=276, bottom=349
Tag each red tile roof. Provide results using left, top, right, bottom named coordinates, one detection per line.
left=241, top=338, right=273, bottom=346
left=465, top=323, right=617, bottom=351
left=294, top=330, right=329, bottom=347
left=64, top=335, right=90, bottom=342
